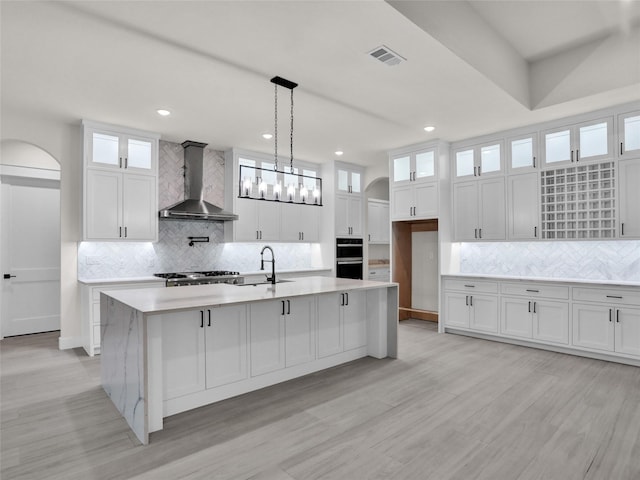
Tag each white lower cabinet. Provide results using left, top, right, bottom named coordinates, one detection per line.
left=317, top=290, right=367, bottom=358
left=162, top=305, right=248, bottom=400
left=444, top=277, right=639, bottom=364
left=501, top=297, right=569, bottom=344
left=573, top=304, right=640, bottom=356
left=250, top=300, right=286, bottom=376
left=444, top=292, right=498, bottom=333
left=284, top=296, right=316, bottom=367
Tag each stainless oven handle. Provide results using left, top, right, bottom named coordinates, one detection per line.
left=337, top=260, right=363, bottom=265
left=336, top=244, right=363, bottom=247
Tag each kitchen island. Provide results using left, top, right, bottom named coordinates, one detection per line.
left=100, top=276, right=398, bottom=444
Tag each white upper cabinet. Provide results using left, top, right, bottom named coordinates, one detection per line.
left=619, top=158, right=640, bottom=239
left=453, top=141, right=504, bottom=181
left=391, top=148, right=436, bottom=186
left=84, top=122, right=157, bottom=174
left=507, top=134, right=538, bottom=173
left=337, top=163, right=362, bottom=195
left=453, top=177, right=506, bottom=241
left=335, top=162, right=364, bottom=237
left=542, top=117, right=613, bottom=167
left=618, top=111, right=640, bottom=157
left=507, top=172, right=539, bottom=240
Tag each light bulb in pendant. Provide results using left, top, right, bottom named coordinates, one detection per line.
left=274, top=181, right=282, bottom=200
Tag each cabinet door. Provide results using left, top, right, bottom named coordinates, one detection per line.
left=285, top=297, right=316, bottom=367
left=444, top=293, right=470, bottom=329
left=533, top=300, right=569, bottom=345
left=391, top=185, right=413, bottom=221
left=478, top=177, right=506, bottom=240
left=453, top=182, right=478, bottom=241
left=391, top=154, right=412, bottom=186
left=469, top=294, right=498, bottom=333
left=542, top=126, right=572, bottom=167
left=507, top=134, right=537, bottom=173
left=349, top=196, right=363, bottom=236
left=414, top=149, right=436, bottom=183
left=234, top=198, right=259, bottom=241
left=414, top=183, right=438, bottom=219
left=162, top=310, right=206, bottom=400
left=619, top=111, right=640, bottom=157
left=87, top=130, right=121, bottom=169
left=85, top=169, right=122, bottom=240
left=380, top=203, right=390, bottom=243
left=122, top=174, right=156, bottom=240
left=368, top=202, right=381, bottom=243
left=280, top=203, right=303, bottom=242
left=124, top=135, right=155, bottom=173
left=343, top=290, right=367, bottom=350
left=572, top=303, right=614, bottom=352
left=205, top=305, right=248, bottom=388
left=317, top=293, right=343, bottom=358
left=614, top=307, right=640, bottom=357
left=619, top=159, right=640, bottom=238
left=335, top=194, right=350, bottom=236
left=301, top=206, right=319, bottom=242
left=453, top=148, right=476, bottom=180
left=501, top=297, right=532, bottom=338
left=508, top=173, right=539, bottom=240
left=250, top=300, right=285, bottom=376
left=257, top=201, right=281, bottom=241
left=576, top=118, right=612, bottom=163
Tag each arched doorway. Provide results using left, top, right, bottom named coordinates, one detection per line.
left=0, top=140, right=61, bottom=337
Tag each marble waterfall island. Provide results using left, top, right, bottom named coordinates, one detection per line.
left=101, top=276, right=398, bottom=444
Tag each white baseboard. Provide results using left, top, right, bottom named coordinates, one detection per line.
left=58, top=336, right=83, bottom=350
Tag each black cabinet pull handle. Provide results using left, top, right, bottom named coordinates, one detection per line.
left=534, top=226, right=537, bottom=238
left=609, top=309, right=613, bottom=322
left=119, top=157, right=122, bottom=168
left=616, top=309, right=620, bottom=323
left=533, top=302, right=537, bottom=314
left=340, top=293, right=344, bottom=306
left=287, top=299, right=291, bottom=315
left=576, top=149, right=579, bottom=162
left=281, top=300, right=285, bottom=315
left=620, top=142, right=624, bottom=155
left=528, top=301, right=531, bottom=313
left=200, top=310, right=204, bottom=328
left=621, top=223, right=625, bottom=236
left=345, top=292, right=349, bottom=306
left=479, top=228, right=482, bottom=239
left=474, top=228, right=478, bottom=239
left=469, top=296, right=473, bottom=307
left=606, top=295, right=623, bottom=299
left=571, top=150, right=574, bottom=162
left=208, top=309, right=211, bottom=327
left=533, top=156, right=536, bottom=168
left=526, top=289, right=539, bottom=293
left=465, top=295, right=469, bottom=306
left=464, top=285, right=475, bottom=288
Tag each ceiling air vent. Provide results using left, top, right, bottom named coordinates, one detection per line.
left=368, top=45, right=405, bottom=66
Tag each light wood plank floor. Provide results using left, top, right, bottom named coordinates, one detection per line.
left=2, top=320, right=639, bottom=480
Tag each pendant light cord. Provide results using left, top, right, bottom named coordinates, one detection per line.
left=290, top=89, right=294, bottom=174
left=274, top=83, right=278, bottom=172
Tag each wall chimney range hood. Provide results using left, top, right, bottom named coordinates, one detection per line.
left=159, top=141, right=238, bottom=221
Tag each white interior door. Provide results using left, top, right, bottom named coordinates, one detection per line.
left=1, top=176, right=60, bottom=337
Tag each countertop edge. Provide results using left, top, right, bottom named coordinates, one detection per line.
left=442, top=273, right=640, bottom=288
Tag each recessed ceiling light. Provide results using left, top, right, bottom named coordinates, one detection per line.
left=262, top=133, right=273, bottom=140
left=424, top=126, right=435, bottom=132
left=335, top=151, right=344, bottom=156
left=157, top=109, right=171, bottom=116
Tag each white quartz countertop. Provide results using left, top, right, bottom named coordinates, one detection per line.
left=443, top=273, right=640, bottom=288
left=78, top=276, right=166, bottom=286
left=103, top=276, right=396, bottom=314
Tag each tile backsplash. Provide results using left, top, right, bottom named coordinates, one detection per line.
left=78, top=140, right=316, bottom=279
left=460, top=241, right=640, bottom=282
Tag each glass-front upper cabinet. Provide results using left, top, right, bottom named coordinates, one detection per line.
left=391, top=148, right=436, bottom=186
left=542, top=117, right=613, bottom=167
left=336, top=162, right=362, bottom=195
left=84, top=121, right=158, bottom=174
left=619, top=111, right=640, bottom=157
left=507, top=134, right=538, bottom=173
left=453, top=141, right=503, bottom=181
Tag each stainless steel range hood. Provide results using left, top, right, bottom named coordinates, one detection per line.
left=159, top=141, right=238, bottom=221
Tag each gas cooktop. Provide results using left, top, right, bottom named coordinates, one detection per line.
left=154, top=271, right=243, bottom=286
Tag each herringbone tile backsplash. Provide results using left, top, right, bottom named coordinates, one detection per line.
left=460, top=241, right=640, bottom=281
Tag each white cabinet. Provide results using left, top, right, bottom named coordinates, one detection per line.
left=234, top=197, right=281, bottom=241
left=81, top=280, right=163, bottom=356
left=249, top=300, right=286, bottom=376
left=542, top=117, right=613, bottom=167
left=443, top=279, right=499, bottom=333
left=336, top=163, right=363, bottom=195
left=368, top=200, right=390, bottom=244
left=317, top=290, right=366, bottom=358
left=507, top=173, right=539, bottom=240
left=280, top=203, right=319, bottom=242
left=618, top=110, right=640, bottom=157
left=249, top=297, right=316, bottom=375
left=619, top=158, right=640, bottom=239
left=162, top=305, right=248, bottom=400
left=507, top=133, right=538, bottom=173
left=336, top=194, right=363, bottom=237
left=453, top=178, right=506, bottom=241
left=572, top=304, right=640, bottom=356
left=453, top=141, right=503, bottom=181
left=391, top=148, right=436, bottom=186
left=391, top=183, right=438, bottom=220
left=501, top=297, right=569, bottom=344
left=82, top=121, right=159, bottom=242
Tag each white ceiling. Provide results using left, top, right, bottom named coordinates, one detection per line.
left=2, top=1, right=639, bottom=170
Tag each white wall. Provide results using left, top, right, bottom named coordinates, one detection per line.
left=1, top=109, right=82, bottom=347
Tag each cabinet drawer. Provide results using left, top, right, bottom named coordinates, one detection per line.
left=443, top=279, right=498, bottom=294
left=573, top=287, right=640, bottom=306
left=501, top=283, right=569, bottom=300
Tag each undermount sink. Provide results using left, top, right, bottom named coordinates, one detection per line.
left=236, top=279, right=294, bottom=287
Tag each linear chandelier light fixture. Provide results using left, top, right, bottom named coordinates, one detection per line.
left=238, top=76, right=323, bottom=206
